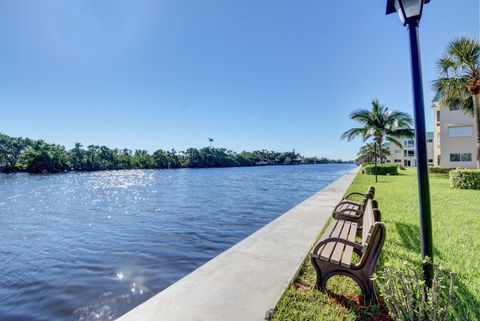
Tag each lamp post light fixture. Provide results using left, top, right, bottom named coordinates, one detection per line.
left=386, top=0, right=433, bottom=286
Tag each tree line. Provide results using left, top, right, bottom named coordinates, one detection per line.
left=0, top=133, right=350, bottom=174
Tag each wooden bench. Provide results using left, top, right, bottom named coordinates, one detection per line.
left=311, top=199, right=386, bottom=302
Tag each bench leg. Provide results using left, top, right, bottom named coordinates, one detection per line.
left=311, top=256, right=324, bottom=290
left=352, top=275, right=376, bottom=304
left=311, top=258, right=377, bottom=304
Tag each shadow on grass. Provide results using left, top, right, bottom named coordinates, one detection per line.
left=381, top=222, right=479, bottom=320
left=393, top=222, right=443, bottom=259
left=451, top=274, right=480, bottom=320
left=327, top=292, right=392, bottom=321
left=323, top=276, right=392, bottom=321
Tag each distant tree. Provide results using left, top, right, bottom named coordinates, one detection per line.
left=70, top=143, right=88, bottom=170
left=97, top=146, right=115, bottom=169
left=183, top=148, right=202, bottom=168
left=237, top=151, right=256, bottom=165
left=152, top=149, right=168, bottom=168
left=114, top=148, right=133, bottom=169
left=0, top=134, right=31, bottom=170
left=85, top=145, right=101, bottom=171
left=341, top=99, right=414, bottom=164
left=432, top=37, right=480, bottom=168
left=21, top=140, right=71, bottom=173
left=134, top=149, right=154, bottom=169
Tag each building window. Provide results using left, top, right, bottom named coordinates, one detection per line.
left=450, top=153, right=460, bottom=162
left=427, top=138, right=433, bottom=143
left=448, top=126, right=473, bottom=138
left=428, top=159, right=433, bottom=163
left=450, top=153, right=472, bottom=162
left=386, top=160, right=391, bottom=163
left=395, top=149, right=402, bottom=154
left=404, top=140, right=414, bottom=147
left=461, top=153, right=472, bottom=162
left=394, top=159, right=402, bottom=163
left=404, top=150, right=415, bottom=157
left=436, top=110, right=440, bottom=125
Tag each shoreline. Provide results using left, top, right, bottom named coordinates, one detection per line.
left=0, top=162, right=356, bottom=175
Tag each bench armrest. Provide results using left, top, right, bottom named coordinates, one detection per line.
left=312, top=237, right=363, bottom=255
left=344, top=192, right=365, bottom=200
left=333, top=208, right=363, bottom=219
left=333, top=200, right=361, bottom=212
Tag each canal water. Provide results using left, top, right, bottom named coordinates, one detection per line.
left=0, top=163, right=354, bottom=321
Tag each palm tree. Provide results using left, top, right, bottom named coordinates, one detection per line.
left=357, top=142, right=391, bottom=164
left=432, top=36, right=480, bottom=168
left=342, top=99, right=414, bottom=164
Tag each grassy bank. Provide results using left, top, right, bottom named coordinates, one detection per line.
left=270, top=168, right=480, bottom=321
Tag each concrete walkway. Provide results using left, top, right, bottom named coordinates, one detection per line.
left=117, top=167, right=360, bottom=321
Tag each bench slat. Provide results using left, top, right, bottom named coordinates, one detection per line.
left=313, top=219, right=338, bottom=256
left=320, top=219, right=338, bottom=242
left=341, top=222, right=358, bottom=268
left=320, top=220, right=344, bottom=261
left=330, top=222, right=351, bottom=265
left=362, top=200, right=374, bottom=245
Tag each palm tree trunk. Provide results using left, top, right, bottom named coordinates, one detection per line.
left=473, top=94, right=480, bottom=169
left=377, top=142, right=384, bottom=164
left=375, top=136, right=384, bottom=164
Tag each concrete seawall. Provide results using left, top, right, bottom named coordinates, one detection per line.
left=117, top=167, right=360, bottom=321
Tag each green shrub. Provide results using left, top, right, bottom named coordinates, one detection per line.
left=375, top=259, right=455, bottom=321
left=429, top=166, right=455, bottom=174
left=362, top=164, right=398, bottom=175
left=449, top=169, right=480, bottom=190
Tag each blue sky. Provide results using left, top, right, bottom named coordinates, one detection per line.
left=0, top=0, right=478, bottom=160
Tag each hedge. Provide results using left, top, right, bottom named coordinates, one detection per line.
left=362, top=164, right=398, bottom=176
left=429, top=166, right=455, bottom=174
left=450, top=169, right=480, bottom=190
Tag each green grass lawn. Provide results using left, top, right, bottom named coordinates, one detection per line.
left=270, top=168, right=480, bottom=321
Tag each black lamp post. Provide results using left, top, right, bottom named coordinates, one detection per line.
left=386, top=0, right=433, bottom=286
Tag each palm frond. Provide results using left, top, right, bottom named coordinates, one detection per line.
left=386, top=136, right=403, bottom=149
left=447, top=37, right=480, bottom=72
left=390, top=128, right=415, bottom=139
left=437, top=57, right=458, bottom=75
left=432, top=76, right=474, bottom=116
left=341, top=128, right=368, bottom=141
left=349, top=109, right=372, bottom=124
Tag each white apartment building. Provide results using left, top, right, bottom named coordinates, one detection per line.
left=386, top=132, right=434, bottom=167
left=432, top=94, right=476, bottom=168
